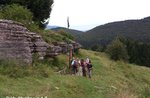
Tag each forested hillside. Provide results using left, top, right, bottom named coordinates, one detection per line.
left=66, top=17, right=150, bottom=67
left=76, top=17, right=150, bottom=48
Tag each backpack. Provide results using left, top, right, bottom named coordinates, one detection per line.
left=87, top=63, right=92, bottom=68
left=71, top=60, right=77, bottom=67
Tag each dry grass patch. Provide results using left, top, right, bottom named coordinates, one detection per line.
left=115, top=90, right=138, bottom=98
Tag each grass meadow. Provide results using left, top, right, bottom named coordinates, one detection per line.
left=0, top=49, right=150, bottom=98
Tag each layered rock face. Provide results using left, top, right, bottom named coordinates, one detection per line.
left=0, top=20, right=81, bottom=64
left=0, top=20, right=52, bottom=64
left=52, top=41, right=81, bottom=53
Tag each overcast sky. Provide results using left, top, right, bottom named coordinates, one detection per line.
left=48, top=0, right=150, bottom=31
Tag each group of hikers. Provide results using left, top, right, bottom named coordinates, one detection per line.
left=70, top=57, right=93, bottom=78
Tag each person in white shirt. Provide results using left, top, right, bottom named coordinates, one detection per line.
left=77, top=58, right=82, bottom=76
left=86, top=57, right=90, bottom=64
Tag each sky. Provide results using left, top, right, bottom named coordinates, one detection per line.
left=48, top=0, right=150, bottom=31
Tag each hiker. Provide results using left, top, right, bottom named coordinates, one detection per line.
left=87, top=60, right=93, bottom=78
left=86, top=56, right=90, bottom=64
left=75, top=58, right=79, bottom=74
left=81, top=59, right=86, bottom=77
left=77, top=58, right=82, bottom=76
left=71, top=57, right=77, bottom=75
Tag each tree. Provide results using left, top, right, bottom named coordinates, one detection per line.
left=106, top=38, right=129, bottom=61
left=0, top=0, right=54, bottom=28
left=125, top=39, right=150, bottom=67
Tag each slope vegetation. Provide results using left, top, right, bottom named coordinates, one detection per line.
left=50, top=27, right=84, bottom=41
left=0, top=49, right=150, bottom=98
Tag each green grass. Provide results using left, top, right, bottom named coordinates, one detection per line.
left=0, top=49, right=150, bottom=98
left=37, top=29, right=74, bottom=44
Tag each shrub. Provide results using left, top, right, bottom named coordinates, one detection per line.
left=1, top=4, right=33, bottom=25
left=0, top=0, right=54, bottom=28
left=0, top=4, right=41, bottom=32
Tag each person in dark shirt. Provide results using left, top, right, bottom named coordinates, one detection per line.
left=81, top=59, right=86, bottom=77
left=87, top=60, right=92, bottom=78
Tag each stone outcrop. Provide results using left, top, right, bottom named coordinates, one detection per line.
left=0, top=20, right=56, bottom=64
left=52, top=41, right=81, bottom=54
left=45, top=45, right=62, bottom=58
left=0, top=20, right=81, bottom=64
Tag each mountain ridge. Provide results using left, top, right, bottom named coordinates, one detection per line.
left=75, top=16, right=150, bottom=48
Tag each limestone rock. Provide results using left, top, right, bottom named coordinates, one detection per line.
left=52, top=41, right=81, bottom=54
left=0, top=20, right=81, bottom=64
left=0, top=20, right=58, bottom=64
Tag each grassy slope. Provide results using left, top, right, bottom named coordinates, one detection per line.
left=0, top=49, right=150, bottom=98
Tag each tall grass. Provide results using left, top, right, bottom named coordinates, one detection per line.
left=0, top=58, right=55, bottom=78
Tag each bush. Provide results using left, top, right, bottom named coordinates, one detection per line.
left=106, top=38, right=129, bottom=61
left=1, top=4, right=33, bottom=25
left=0, top=4, right=40, bottom=32
left=1, top=5, right=40, bottom=34
left=0, top=0, right=54, bottom=29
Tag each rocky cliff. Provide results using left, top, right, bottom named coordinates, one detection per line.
left=0, top=20, right=81, bottom=64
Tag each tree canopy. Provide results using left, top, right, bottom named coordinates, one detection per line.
left=0, top=0, right=53, bottom=28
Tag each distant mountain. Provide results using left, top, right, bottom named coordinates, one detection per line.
left=46, top=25, right=59, bottom=29
left=75, top=16, right=150, bottom=48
